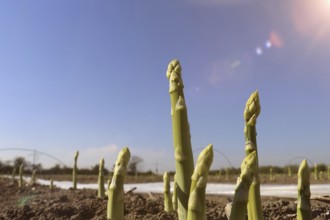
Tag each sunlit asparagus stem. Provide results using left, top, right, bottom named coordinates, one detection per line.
left=30, top=169, right=37, bottom=186
left=230, top=151, right=257, bottom=220
left=166, top=59, right=194, bottom=220
left=12, top=167, right=16, bottom=182
left=163, top=172, right=173, bottom=212
left=314, top=163, right=319, bottom=180
left=50, top=179, right=54, bottom=191
left=98, top=158, right=105, bottom=198
left=107, top=147, right=131, bottom=220
left=244, top=90, right=263, bottom=220
left=73, top=151, right=79, bottom=189
left=19, top=164, right=23, bottom=188
left=269, top=167, right=273, bottom=181
left=172, top=174, right=178, bottom=211
left=297, top=160, right=312, bottom=220
left=288, top=167, right=292, bottom=177
left=328, top=165, right=330, bottom=180
left=187, top=144, right=213, bottom=220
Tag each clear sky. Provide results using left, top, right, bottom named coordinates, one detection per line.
left=0, top=0, right=329, bottom=173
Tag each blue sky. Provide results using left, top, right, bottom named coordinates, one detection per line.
left=0, top=0, right=329, bottom=173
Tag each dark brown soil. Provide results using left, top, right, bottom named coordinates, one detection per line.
left=0, top=177, right=329, bottom=220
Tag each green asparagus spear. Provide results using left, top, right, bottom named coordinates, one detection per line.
left=98, top=158, right=105, bottom=198
left=167, top=59, right=194, bottom=220
left=164, top=172, right=173, bottom=212
left=244, top=90, right=264, bottom=220
left=107, top=147, right=131, bottom=220
left=187, top=144, right=213, bottom=220
left=297, top=159, right=312, bottom=220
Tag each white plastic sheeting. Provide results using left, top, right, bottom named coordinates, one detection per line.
left=36, top=179, right=330, bottom=198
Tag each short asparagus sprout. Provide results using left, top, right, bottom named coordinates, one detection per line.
left=297, top=159, right=312, bottom=220
left=50, top=179, right=54, bottom=191
left=19, top=164, right=24, bottom=188
left=73, top=150, right=79, bottom=189
left=12, top=167, right=16, bottom=182
left=244, top=91, right=263, bottom=220
left=230, top=151, right=257, bottom=220
left=172, top=174, right=178, bottom=211
left=98, top=158, right=105, bottom=198
left=288, top=166, right=292, bottom=177
left=167, top=59, right=194, bottom=220
left=107, top=147, right=131, bottom=220
left=163, top=172, right=173, bottom=212
left=187, top=144, right=213, bottom=220
left=314, top=163, right=319, bottom=180
left=30, top=169, right=37, bottom=186
left=269, top=167, right=273, bottom=181
left=217, top=170, right=221, bottom=181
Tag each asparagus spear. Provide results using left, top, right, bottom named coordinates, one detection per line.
left=107, top=147, right=131, bottom=220
left=98, top=158, right=105, bottom=198
left=19, top=164, right=24, bottom=188
left=172, top=174, right=178, bottom=211
left=297, top=159, right=312, bottom=220
left=230, top=150, right=257, bottom=220
left=187, top=144, right=213, bottom=220
left=244, top=90, right=264, bottom=220
left=166, top=59, right=194, bottom=220
left=73, top=151, right=79, bottom=190
left=163, top=172, right=173, bottom=212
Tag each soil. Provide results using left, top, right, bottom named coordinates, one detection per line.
left=0, top=177, right=329, bottom=220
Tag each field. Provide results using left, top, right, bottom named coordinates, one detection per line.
left=0, top=176, right=329, bottom=220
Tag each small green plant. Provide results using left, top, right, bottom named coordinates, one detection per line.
left=230, top=150, right=257, bottom=220
left=187, top=144, right=213, bottom=220
left=98, top=158, right=105, bottom=198
left=297, top=160, right=312, bottom=220
left=328, top=165, right=330, bottom=180
left=244, top=90, right=263, bottom=220
left=73, top=150, right=79, bottom=189
left=166, top=59, right=194, bottom=220
left=163, top=172, right=173, bottom=212
left=107, top=147, right=131, bottom=220
left=19, top=164, right=24, bottom=188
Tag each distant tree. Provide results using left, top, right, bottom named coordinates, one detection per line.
left=14, top=157, right=28, bottom=168
left=128, top=156, right=143, bottom=174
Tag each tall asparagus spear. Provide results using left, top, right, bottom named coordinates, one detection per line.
left=244, top=90, right=264, bottom=220
left=98, top=158, right=105, bottom=198
left=297, top=159, right=312, bottom=220
left=107, top=147, right=131, bottom=220
left=73, top=151, right=79, bottom=190
left=187, top=144, right=213, bottom=220
left=163, top=172, right=173, bottom=212
left=166, top=59, right=194, bottom=220
left=230, top=150, right=257, bottom=220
